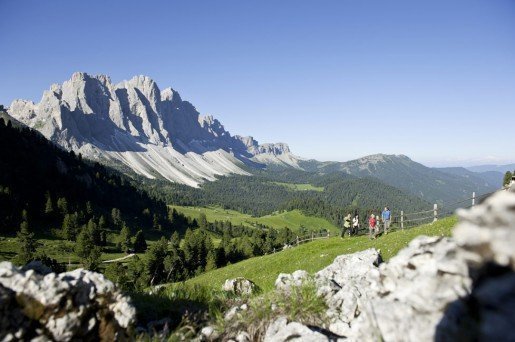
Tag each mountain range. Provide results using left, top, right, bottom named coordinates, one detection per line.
left=466, top=163, right=515, bottom=174
left=7, top=72, right=501, bottom=205
left=8, top=72, right=300, bottom=187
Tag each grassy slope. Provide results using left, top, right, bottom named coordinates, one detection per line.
left=183, top=216, right=457, bottom=292
left=170, top=206, right=339, bottom=233
left=272, top=182, right=324, bottom=192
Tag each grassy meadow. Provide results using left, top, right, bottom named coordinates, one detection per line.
left=169, top=206, right=339, bottom=233
left=180, top=216, right=457, bottom=292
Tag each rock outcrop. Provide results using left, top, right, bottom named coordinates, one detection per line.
left=0, top=262, right=135, bottom=341
left=8, top=72, right=301, bottom=187
left=222, top=277, right=257, bottom=296
left=436, top=186, right=515, bottom=341
left=262, top=187, right=515, bottom=341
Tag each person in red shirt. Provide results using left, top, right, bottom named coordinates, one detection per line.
left=369, top=214, right=377, bottom=239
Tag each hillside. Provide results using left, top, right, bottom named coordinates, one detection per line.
left=180, top=216, right=457, bottom=292
left=0, top=112, right=179, bottom=236
left=170, top=206, right=340, bottom=233
left=155, top=171, right=430, bottom=223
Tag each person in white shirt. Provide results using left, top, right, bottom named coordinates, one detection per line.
left=352, top=214, right=359, bottom=235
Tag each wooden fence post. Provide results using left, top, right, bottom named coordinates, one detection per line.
left=311, top=232, right=314, bottom=241
left=401, top=210, right=404, bottom=230
left=472, top=192, right=476, bottom=206
left=433, top=204, right=438, bottom=222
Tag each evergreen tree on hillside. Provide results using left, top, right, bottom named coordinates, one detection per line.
left=152, top=213, right=161, bottom=231
left=118, top=224, right=132, bottom=253
left=62, top=213, right=79, bottom=241
left=146, top=237, right=169, bottom=285
left=133, top=230, right=147, bottom=253
left=16, top=218, right=36, bottom=265
left=56, top=197, right=68, bottom=215
left=75, top=224, right=102, bottom=271
left=85, top=201, right=93, bottom=217
left=198, top=213, right=208, bottom=230
left=170, top=231, right=181, bottom=250
left=163, top=243, right=185, bottom=282
left=182, top=229, right=213, bottom=275
left=44, top=192, right=54, bottom=216
left=87, top=218, right=101, bottom=245
left=205, top=249, right=217, bottom=271
left=99, top=215, right=108, bottom=230
left=111, top=208, right=122, bottom=227
left=504, top=171, right=513, bottom=186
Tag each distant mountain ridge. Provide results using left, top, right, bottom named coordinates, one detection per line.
left=435, top=167, right=503, bottom=190
left=8, top=72, right=301, bottom=187
left=466, top=163, right=515, bottom=174
left=298, top=154, right=499, bottom=205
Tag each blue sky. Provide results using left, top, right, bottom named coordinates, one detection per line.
left=1, top=0, right=514, bottom=166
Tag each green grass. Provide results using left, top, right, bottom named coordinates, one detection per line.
left=170, top=206, right=339, bottom=233
left=0, top=236, right=149, bottom=269
left=271, top=182, right=324, bottom=192
left=181, top=216, right=457, bottom=292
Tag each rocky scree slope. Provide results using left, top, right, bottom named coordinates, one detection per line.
left=211, top=186, right=515, bottom=341
left=8, top=72, right=299, bottom=187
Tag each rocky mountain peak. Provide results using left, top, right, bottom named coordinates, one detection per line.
left=258, top=142, right=291, bottom=155
left=161, top=87, right=179, bottom=102
left=7, top=72, right=300, bottom=186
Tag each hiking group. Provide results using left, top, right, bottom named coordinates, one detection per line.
left=341, top=207, right=391, bottom=239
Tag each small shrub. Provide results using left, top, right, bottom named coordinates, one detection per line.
left=217, top=278, right=328, bottom=340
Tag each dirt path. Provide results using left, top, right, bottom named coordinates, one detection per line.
left=103, top=253, right=135, bottom=263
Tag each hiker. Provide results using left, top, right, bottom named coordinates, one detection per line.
left=381, top=206, right=391, bottom=235
left=368, top=214, right=377, bottom=239
left=342, top=213, right=351, bottom=238
left=352, top=214, right=359, bottom=235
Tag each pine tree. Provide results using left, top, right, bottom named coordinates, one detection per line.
left=75, top=224, right=102, bottom=271
left=44, top=192, right=54, bottom=215
left=170, top=231, right=181, bottom=249
left=146, top=237, right=169, bottom=285
left=111, top=208, right=122, bottom=227
left=118, top=224, right=131, bottom=253
left=153, top=213, right=161, bottom=231
left=21, top=209, right=28, bottom=222
left=56, top=197, right=68, bottom=215
left=99, top=215, right=108, bottom=230
left=100, top=230, right=107, bottom=246
left=198, top=213, right=208, bottom=230
left=163, top=243, right=185, bottom=282
left=87, top=218, right=101, bottom=245
left=504, top=171, right=513, bottom=187
left=205, top=249, right=217, bottom=271
left=85, top=201, right=93, bottom=217
left=62, top=213, right=79, bottom=241
left=16, top=219, right=36, bottom=265
left=133, top=230, right=147, bottom=253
